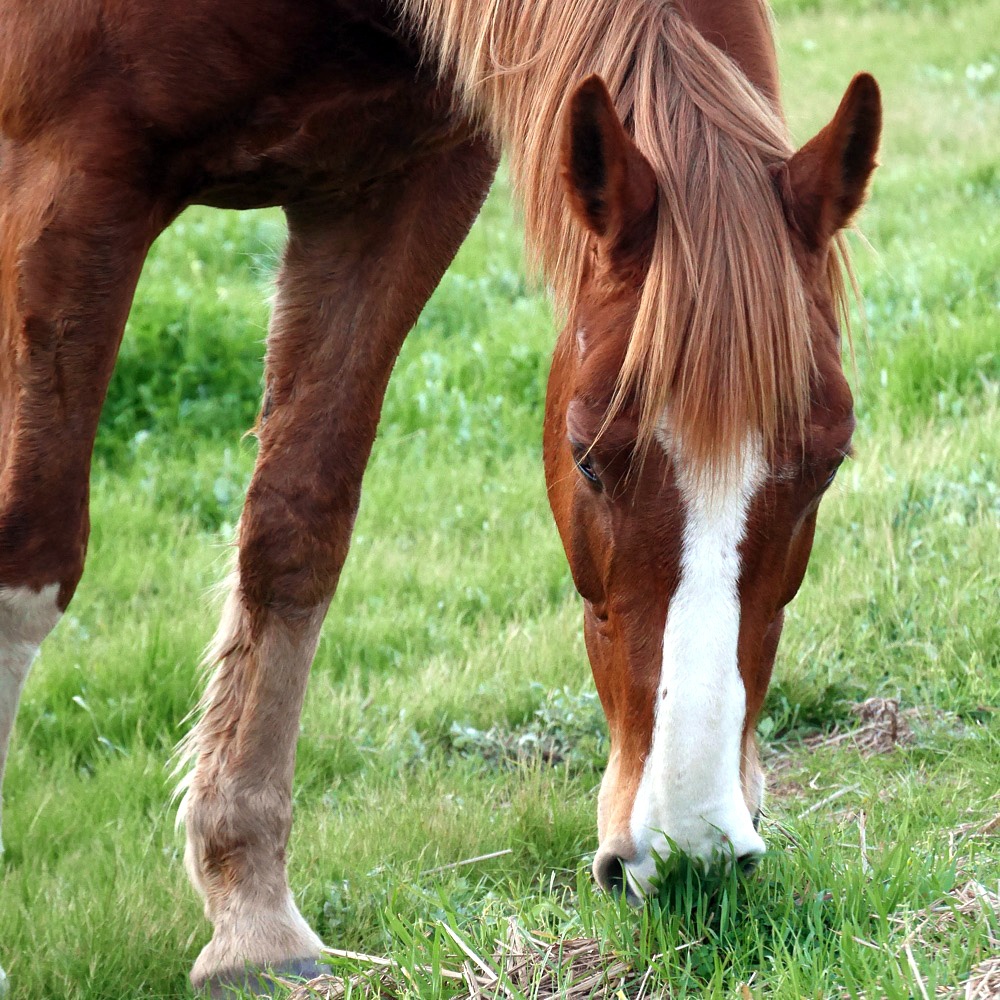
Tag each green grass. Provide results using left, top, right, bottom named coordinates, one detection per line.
left=3, top=1, right=999, bottom=997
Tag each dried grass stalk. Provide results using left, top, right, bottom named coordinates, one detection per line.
left=889, top=877, right=1000, bottom=1000
left=953, top=956, right=1000, bottom=999
left=290, top=918, right=646, bottom=999
left=804, top=697, right=966, bottom=757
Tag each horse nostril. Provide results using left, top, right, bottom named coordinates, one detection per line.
left=593, top=851, right=627, bottom=896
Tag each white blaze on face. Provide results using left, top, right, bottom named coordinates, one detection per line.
left=1, top=584, right=62, bottom=852
left=626, top=447, right=766, bottom=893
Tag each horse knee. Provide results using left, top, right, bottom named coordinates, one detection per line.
left=0, top=553, right=73, bottom=739
left=0, top=581, right=63, bottom=652
left=238, top=485, right=350, bottom=613
left=0, top=493, right=88, bottom=601
left=0, top=513, right=76, bottom=679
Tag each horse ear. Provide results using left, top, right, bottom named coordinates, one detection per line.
left=778, top=73, right=882, bottom=249
left=562, top=75, right=657, bottom=259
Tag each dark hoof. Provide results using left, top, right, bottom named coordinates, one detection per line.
left=200, top=957, right=330, bottom=998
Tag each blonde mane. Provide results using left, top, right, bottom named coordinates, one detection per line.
left=401, top=0, right=824, bottom=477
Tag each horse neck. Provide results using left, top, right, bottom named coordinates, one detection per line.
left=678, top=0, right=782, bottom=107
left=403, top=0, right=784, bottom=115
left=399, top=0, right=794, bottom=295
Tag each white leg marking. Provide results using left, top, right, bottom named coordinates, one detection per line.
left=0, top=584, right=62, bottom=853
left=628, top=451, right=766, bottom=891
left=180, top=581, right=327, bottom=983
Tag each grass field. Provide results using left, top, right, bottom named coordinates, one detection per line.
left=3, top=1, right=999, bottom=997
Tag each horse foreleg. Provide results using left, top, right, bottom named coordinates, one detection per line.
left=178, top=137, right=497, bottom=995
left=0, top=142, right=163, bottom=860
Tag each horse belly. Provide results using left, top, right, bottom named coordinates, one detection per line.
left=174, top=33, right=473, bottom=211
left=1, top=0, right=469, bottom=207
left=109, top=0, right=472, bottom=209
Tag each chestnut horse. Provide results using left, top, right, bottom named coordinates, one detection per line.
left=0, top=0, right=881, bottom=992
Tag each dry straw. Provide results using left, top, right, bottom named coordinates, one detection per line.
left=287, top=919, right=648, bottom=999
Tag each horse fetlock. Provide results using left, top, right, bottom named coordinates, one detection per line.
left=184, top=833, right=293, bottom=918
left=183, top=790, right=322, bottom=989
left=183, top=783, right=293, bottom=909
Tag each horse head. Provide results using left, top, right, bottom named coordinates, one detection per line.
left=544, top=73, right=881, bottom=900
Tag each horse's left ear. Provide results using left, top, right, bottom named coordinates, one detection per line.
left=777, top=73, right=882, bottom=250
left=561, top=75, right=657, bottom=261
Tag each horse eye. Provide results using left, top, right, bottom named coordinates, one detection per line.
left=572, top=445, right=602, bottom=487
left=821, top=457, right=847, bottom=491
left=577, top=456, right=600, bottom=485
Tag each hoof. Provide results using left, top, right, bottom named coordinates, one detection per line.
left=199, top=957, right=330, bottom=998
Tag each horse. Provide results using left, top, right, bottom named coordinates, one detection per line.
left=0, top=0, right=881, bottom=992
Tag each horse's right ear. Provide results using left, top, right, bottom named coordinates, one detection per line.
left=777, top=73, right=882, bottom=250
left=561, top=75, right=657, bottom=261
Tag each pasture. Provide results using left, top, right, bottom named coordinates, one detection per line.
left=2, top=0, right=998, bottom=996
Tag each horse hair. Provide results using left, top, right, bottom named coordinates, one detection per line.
left=400, top=0, right=853, bottom=481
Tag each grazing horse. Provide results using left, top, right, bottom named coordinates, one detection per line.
left=0, top=0, right=881, bottom=992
